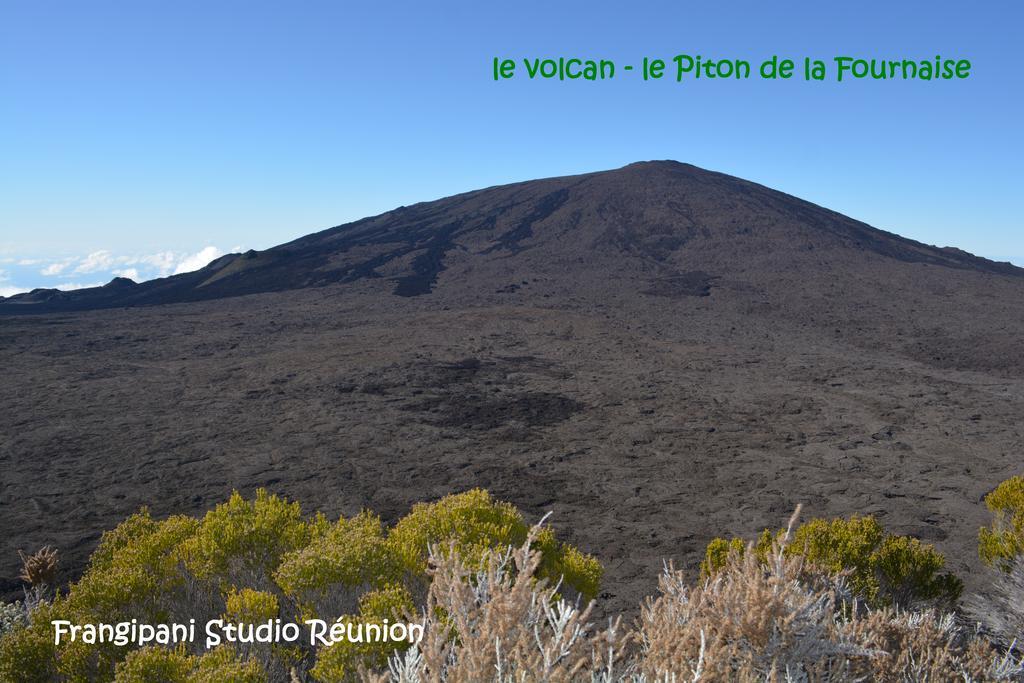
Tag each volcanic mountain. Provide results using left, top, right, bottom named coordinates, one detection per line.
left=2, top=161, right=1023, bottom=614
left=2, top=160, right=1018, bottom=313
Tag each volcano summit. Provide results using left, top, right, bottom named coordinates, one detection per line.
left=2, top=161, right=1022, bottom=615
left=2, top=160, right=1017, bottom=313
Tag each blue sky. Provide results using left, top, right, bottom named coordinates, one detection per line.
left=1, top=0, right=1021, bottom=295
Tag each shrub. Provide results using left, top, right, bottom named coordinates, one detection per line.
left=643, top=522, right=860, bottom=679
left=357, top=584, right=415, bottom=622
left=113, top=646, right=193, bottom=682
left=389, top=489, right=602, bottom=600
left=0, top=602, right=59, bottom=683
left=389, top=489, right=532, bottom=573
left=700, top=530, right=773, bottom=577
left=0, top=488, right=599, bottom=682
left=18, top=547, right=59, bottom=589
left=22, top=488, right=1024, bottom=681
left=178, top=490, right=311, bottom=583
left=223, top=588, right=279, bottom=623
left=966, top=555, right=1024, bottom=652
left=373, top=510, right=1019, bottom=682
left=311, top=626, right=393, bottom=681
left=88, top=509, right=165, bottom=570
left=15, top=514, right=204, bottom=682
left=979, top=475, right=1024, bottom=570
left=538, top=536, right=603, bottom=602
left=274, top=511, right=402, bottom=619
left=373, top=523, right=625, bottom=683
left=112, top=645, right=265, bottom=683
left=310, top=585, right=417, bottom=682
left=67, top=513, right=200, bottom=623
left=871, top=535, right=963, bottom=608
left=702, top=514, right=962, bottom=609
left=0, top=601, right=26, bottom=638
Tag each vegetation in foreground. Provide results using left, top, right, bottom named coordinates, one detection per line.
left=1, top=477, right=1023, bottom=682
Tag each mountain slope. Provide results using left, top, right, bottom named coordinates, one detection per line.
left=2, top=162, right=1024, bottom=615
left=2, top=161, right=1018, bottom=313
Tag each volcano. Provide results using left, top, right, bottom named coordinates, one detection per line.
left=2, top=161, right=1023, bottom=615
left=2, top=160, right=1018, bottom=313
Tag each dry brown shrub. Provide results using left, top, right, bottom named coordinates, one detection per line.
left=18, top=546, right=58, bottom=589
left=365, top=517, right=630, bottom=682
left=967, top=556, right=1024, bottom=653
left=845, top=609, right=989, bottom=680
left=365, top=509, right=1024, bottom=682
left=634, top=508, right=1023, bottom=682
left=635, top=508, right=869, bottom=681
left=13, top=510, right=1024, bottom=682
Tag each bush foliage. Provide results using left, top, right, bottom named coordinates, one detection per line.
left=0, top=488, right=599, bottom=682
left=980, top=475, right=1024, bottom=570
left=112, top=645, right=265, bottom=683
left=701, top=513, right=963, bottom=609
left=3, top=478, right=1024, bottom=681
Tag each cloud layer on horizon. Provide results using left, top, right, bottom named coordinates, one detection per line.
left=0, top=246, right=235, bottom=297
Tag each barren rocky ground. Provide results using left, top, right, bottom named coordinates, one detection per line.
left=2, top=161, right=1022, bottom=615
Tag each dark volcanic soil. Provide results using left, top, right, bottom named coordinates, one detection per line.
left=1, top=161, right=1023, bottom=616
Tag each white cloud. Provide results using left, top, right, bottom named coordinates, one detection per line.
left=74, top=250, right=117, bottom=274
left=7, top=245, right=242, bottom=292
left=173, top=246, right=223, bottom=275
left=135, top=251, right=178, bottom=277
left=0, top=270, right=24, bottom=297
left=54, top=281, right=104, bottom=291
left=41, top=259, right=74, bottom=274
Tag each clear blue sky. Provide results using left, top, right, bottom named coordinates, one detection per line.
left=1, top=0, right=1021, bottom=294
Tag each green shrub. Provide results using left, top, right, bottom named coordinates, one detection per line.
left=309, top=624, right=370, bottom=683
left=87, top=509, right=165, bottom=571
left=68, top=513, right=200, bottom=623
left=389, top=489, right=529, bottom=573
left=190, top=646, right=266, bottom=683
left=0, top=602, right=59, bottom=683
left=112, top=645, right=264, bottom=683
left=871, top=535, right=963, bottom=607
left=26, top=514, right=201, bottom=681
left=223, top=588, right=279, bottom=623
left=978, top=475, right=1024, bottom=570
left=178, top=490, right=311, bottom=582
left=389, top=488, right=602, bottom=600
left=702, top=515, right=962, bottom=608
left=357, top=584, right=415, bottom=622
left=0, top=488, right=598, bottom=681
left=702, top=537, right=739, bottom=577
left=700, top=530, right=774, bottom=577
left=113, top=646, right=193, bottom=682
left=310, top=586, right=417, bottom=682
left=540, top=537, right=603, bottom=601
left=275, top=511, right=402, bottom=616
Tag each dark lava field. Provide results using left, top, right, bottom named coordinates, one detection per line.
left=2, top=161, right=1023, bottom=615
